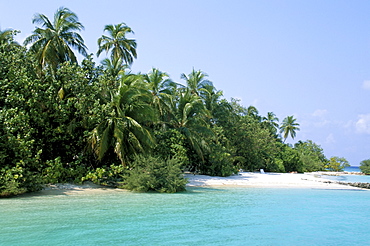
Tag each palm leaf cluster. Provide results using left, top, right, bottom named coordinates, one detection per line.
left=89, top=76, right=155, bottom=166
left=24, top=7, right=87, bottom=71
left=97, top=23, right=137, bottom=66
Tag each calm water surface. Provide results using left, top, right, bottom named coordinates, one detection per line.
left=2, top=187, right=370, bottom=245
left=323, top=166, right=370, bottom=183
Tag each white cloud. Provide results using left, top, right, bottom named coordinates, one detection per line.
left=312, top=109, right=328, bottom=117
left=355, top=114, right=370, bottom=134
left=362, top=81, right=370, bottom=90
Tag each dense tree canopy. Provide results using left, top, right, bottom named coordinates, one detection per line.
left=1, top=7, right=345, bottom=197
left=360, top=159, right=370, bottom=174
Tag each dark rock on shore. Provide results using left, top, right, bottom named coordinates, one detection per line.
left=322, top=180, right=370, bottom=189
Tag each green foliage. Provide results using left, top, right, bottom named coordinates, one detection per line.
left=42, top=157, right=88, bottom=184
left=294, top=140, right=327, bottom=172
left=154, top=129, right=189, bottom=167
left=230, top=116, right=279, bottom=171
left=326, top=156, right=350, bottom=172
left=123, top=155, right=187, bottom=193
left=88, top=76, right=156, bottom=166
left=0, top=165, right=40, bottom=197
left=1, top=7, right=346, bottom=195
left=169, top=88, right=213, bottom=165
left=200, top=126, right=236, bottom=176
left=280, top=115, right=300, bottom=142
left=0, top=44, right=44, bottom=196
left=24, top=7, right=87, bottom=71
left=82, top=164, right=125, bottom=186
left=97, top=23, right=137, bottom=66
left=202, top=143, right=236, bottom=176
left=360, top=159, right=370, bottom=174
left=275, top=145, right=301, bottom=173
left=0, top=167, right=27, bottom=197
left=270, top=158, right=286, bottom=173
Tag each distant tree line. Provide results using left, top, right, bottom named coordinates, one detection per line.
left=0, top=7, right=347, bottom=196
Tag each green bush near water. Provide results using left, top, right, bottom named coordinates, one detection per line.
left=123, top=155, right=187, bottom=193
left=360, top=159, right=370, bottom=174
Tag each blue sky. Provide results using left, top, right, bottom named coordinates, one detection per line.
left=2, top=1, right=370, bottom=166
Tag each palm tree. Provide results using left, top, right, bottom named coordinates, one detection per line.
left=24, top=7, right=87, bottom=71
left=247, top=105, right=261, bottom=121
left=199, top=83, right=223, bottom=123
left=180, top=69, right=212, bottom=96
left=97, top=23, right=137, bottom=66
left=101, top=57, right=128, bottom=79
left=280, top=115, right=300, bottom=142
left=89, top=75, right=155, bottom=166
left=168, top=89, right=213, bottom=163
left=143, top=68, right=179, bottom=119
left=262, top=112, right=279, bottom=134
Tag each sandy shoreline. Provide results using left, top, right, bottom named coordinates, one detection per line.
left=184, top=172, right=363, bottom=189
left=33, top=172, right=364, bottom=196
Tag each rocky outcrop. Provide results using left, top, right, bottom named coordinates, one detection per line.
left=322, top=180, right=370, bottom=189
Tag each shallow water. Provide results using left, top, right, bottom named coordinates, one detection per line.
left=2, top=187, right=370, bottom=245
left=323, top=166, right=370, bottom=183
left=323, top=174, right=370, bottom=183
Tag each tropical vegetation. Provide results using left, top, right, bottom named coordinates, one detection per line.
left=0, top=7, right=349, bottom=196
left=325, top=157, right=350, bottom=172
left=360, top=159, right=370, bottom=174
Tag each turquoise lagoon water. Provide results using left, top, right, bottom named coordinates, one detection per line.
left=2, top=187, right=370, bottom=245
left=323, top=166, right=370, bottom=183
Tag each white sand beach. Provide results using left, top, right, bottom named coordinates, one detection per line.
left=185, top=172, right=361, bottom=189
left=36, top=172, right=362, bottom=196
left=38, top=182, right=128, bottom=196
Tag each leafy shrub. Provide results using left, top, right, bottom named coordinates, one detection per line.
left=360, top=159, right=370, bottom=174
left=154, top=129, right=189, bottom=167
left=42, top=157, right=88, bottom=184
left=0, top=164, right=42, bottom=197
left=325, top=156, right=350, bottom=172
left=201, top=143, right=236, bottom=177
left=82, top=164, right=126, bottom=186
left=123, top=155, right=187, bottom=193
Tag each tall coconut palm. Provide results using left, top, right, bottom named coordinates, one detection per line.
left=168, top=89, right=213, bottom=162
left=24, top=7, right=87, bottom=71
left=201, top=84, right=223, bottom=110
left=97, top=23, right=137, bottom=66
left=180, top=69, right=212, bottom=96
left=262, top=112, right=279, bottom=134
left=200, top=83, right=223, bottom=123
left=89, top=75, right=155, bottom=166
left=143, top=68, right=178, bottom=119
left=280, top=115, right=300, bottom=142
